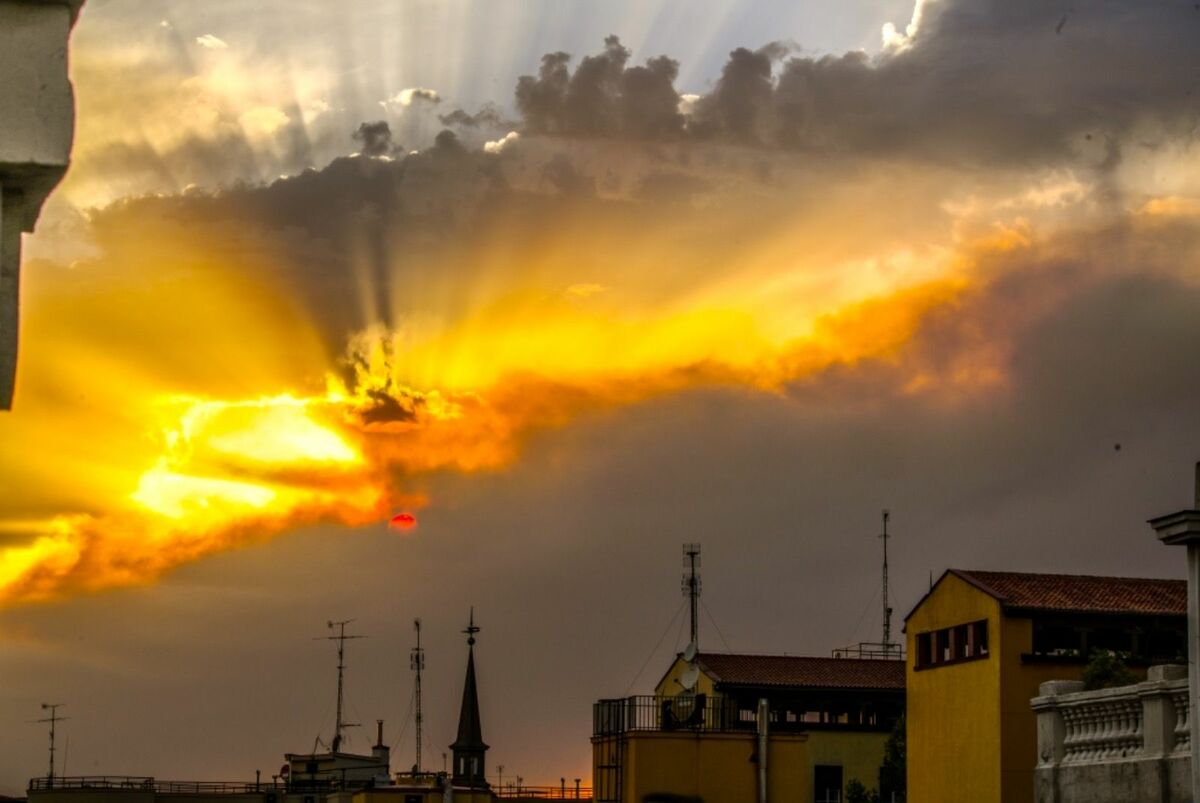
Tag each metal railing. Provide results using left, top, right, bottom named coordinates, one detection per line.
left=494, top=784, right=592, bottom=799
left=593, top=694, right=898, bottom=738
left=29, top=776, right=265, bottom=794
left=594, top=695, right=746, bottom=736
left=831, top=642, right=906, bottom=660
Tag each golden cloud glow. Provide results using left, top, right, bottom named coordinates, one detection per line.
left=12, top=21, right=1197, bottom=605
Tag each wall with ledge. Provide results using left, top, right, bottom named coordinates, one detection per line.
left=1031, top=664, right=1191, bottom=803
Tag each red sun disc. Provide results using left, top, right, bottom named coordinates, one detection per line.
left=389, top=512, right=418, bottom=531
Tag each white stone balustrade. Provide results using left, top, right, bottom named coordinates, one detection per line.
left=1032, top=665, right=1192, bottom=803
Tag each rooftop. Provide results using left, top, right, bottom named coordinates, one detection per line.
left=695, top=652, right=905, bottom=691
left=944, top=569, right=1186, bottom=617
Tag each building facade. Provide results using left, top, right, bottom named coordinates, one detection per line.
left=592, top=652, right=904, bottom=803
left=905, top=569, right=1187, bottom=803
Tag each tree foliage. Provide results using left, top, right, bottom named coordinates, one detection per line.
left=878, top=713, right=906, bottom=802
left=1082, top=651, right=1138, bottom=690
left=845, top=779, right=878, bottom=803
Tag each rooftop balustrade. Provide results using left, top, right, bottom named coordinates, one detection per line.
left=1031, top=664, right=1192, bottom=803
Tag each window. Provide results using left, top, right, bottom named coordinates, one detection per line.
left=815, top=765, right=843, bottom=803
left=915, top=620, right=989, bottom=669
left=973, top=620, right=989, bottom=656
left=953, top=624, right=969, bottom=660
left=917, top=632, right=932, bottom=666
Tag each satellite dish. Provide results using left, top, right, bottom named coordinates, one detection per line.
left=680, top=665, right=700, bottom=691
left=682, top=641, right=698, bottom=662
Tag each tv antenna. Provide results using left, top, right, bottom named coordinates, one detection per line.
left=881, top=510, right=896, bottom=655
left=411, top=618, right=425, bottom=773
left=315, top=619, right=364, bottom=752
left=681, top=544, right=702, bottom=656
left=37, top=703, right=67, bottom=784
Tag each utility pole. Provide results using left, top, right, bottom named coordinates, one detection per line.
left=682, top=544, right=702, bottom=650
left=37, top=704, right=66, bottom=786
left=315, top=619, right=364, bottom=752
left=411, top=618, right=425, bottom=773
left=881, top=510, right=895, bottom=655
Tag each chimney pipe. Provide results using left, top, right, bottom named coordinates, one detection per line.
left=757, top=698, right=769, bottom=803
left=376, top=719, right=384, bottom=748
left=1194, top=461, right=1200, bottom=508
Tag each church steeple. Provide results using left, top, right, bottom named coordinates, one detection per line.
left=450, top=608, right=488, bottom=788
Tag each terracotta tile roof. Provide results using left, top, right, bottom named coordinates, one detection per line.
left=951, top=570, right=1186, bottom=616
left=695, top=653, right=905, bottom=691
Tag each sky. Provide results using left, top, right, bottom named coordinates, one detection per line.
left=4, top=0, right=1200, bottom=792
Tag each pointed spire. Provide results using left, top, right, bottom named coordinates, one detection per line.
left=451, top=608, right=488, bottom=787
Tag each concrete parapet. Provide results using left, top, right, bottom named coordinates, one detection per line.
left=1032, top=665, right=1191, bottom=803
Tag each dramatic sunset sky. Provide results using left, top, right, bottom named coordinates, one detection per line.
left=3, top=0, right=1200, bottom=791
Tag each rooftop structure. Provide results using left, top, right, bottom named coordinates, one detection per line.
left=906, top=567, right=1187, bottom=803
left=451, top=608, right=490, bottom=789
left=686, top=652, right=906, bottom=692
left=939, top=569, right=1187, bottom=616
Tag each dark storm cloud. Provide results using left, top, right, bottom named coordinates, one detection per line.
left=438, top=104, right=510, bottom=129
left=352, top=120, right=396, bottom=157
left=512, top=1, right=1200, bottom=166
left=516, top=35, right=685, bottom=139
left=84, top=136, right=512, bottom=343
left=763, top=0, right=1200, bottom=164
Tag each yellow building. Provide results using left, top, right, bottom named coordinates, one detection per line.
left=592, top=652, right=904, bottom=803
left=905, top=569, right=1187, bottom=803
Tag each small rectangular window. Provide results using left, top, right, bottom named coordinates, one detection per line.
left=917, top=632, right=932, bottom=667
left=953, top=624, right=970, bottom=659
left=974, top=620, right=989, bottom=655
left=915, top=620, right=989, bottom=669
left=815, top=765, right=843, bottom=803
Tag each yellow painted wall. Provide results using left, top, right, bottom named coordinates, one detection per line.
left=622, top=731, right=808, bottom=803
left=654, top=655, right=717, bottom=698
left=806, top=731, right=890, bottom=797
left=996, top=617, right=1140, bottom=803
left=905, top=574, right=1003, bottom=803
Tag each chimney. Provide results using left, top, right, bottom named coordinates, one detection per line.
left=372, top=719, right=390, bottom=769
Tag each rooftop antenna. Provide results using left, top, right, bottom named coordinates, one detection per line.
left=315, top=619, right=364, bottom=752
left=681, top=544, right=701, bottom=659
left=37, top=703, right=67, bottom=785
left=881, top=510, right=895, bottom=656
left=411, top=618, right=425, bottom=773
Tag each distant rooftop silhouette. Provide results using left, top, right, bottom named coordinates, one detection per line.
left=693, top=652, right=906, bottom=691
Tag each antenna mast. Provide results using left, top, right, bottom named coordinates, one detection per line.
left=411, top=618, right=425, bottom=773
left=881, top=510, right=895, bottom=655
left=316, top=619, right=364, bottom=752
left=37, top=703, right=66, bottom=785
left=682, top=544, right=702, bottom=650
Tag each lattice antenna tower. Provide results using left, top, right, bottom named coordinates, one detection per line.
left=315, top=619, right=365, bottom=752
left=881, top=510, right=895, bottom=654
left=37, top=703, right=67, bottom=784
left=411, top=618, right=425, bottom=772
left=681, top=543, right=702, bottom=651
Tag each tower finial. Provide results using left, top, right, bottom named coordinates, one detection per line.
left=452, top=607, right=488, bottom=787
left=464, top=607, right=480, bottom=646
